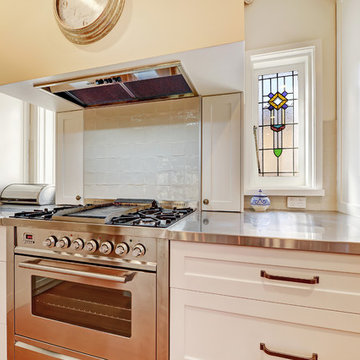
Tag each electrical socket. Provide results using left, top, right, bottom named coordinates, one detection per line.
left=287, top=197, right=307, bottom=209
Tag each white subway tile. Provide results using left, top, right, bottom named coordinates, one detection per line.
left=84, top=98, right=200, bottom=201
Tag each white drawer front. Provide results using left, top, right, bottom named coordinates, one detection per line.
left=171, top=289, right=360, bottom=360
left=170, top=241, right=360, bottom=314
left=0, top=227, right=6, bottom=262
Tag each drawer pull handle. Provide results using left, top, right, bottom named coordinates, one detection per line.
left=260, top=343, right=318, bottom=360
left=261, top=270, right=319, bottom=284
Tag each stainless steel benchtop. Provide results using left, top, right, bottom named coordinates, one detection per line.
left=2, top=209, right=360, bottom=255
left=168, top=210, right=360, bottom=255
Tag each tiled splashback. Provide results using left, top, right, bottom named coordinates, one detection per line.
left=84, top=97, right=200, bottom=202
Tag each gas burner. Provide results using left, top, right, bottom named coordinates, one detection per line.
left=133, top=217, right=161, bottom=227
left=12, top=205, right=79, bottom=220
left=108, top=206, right=194, bottom=228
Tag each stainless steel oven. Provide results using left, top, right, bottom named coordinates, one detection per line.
left=10, top=224, right=170, bottom=360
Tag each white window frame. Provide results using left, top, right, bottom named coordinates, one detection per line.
left=244, top=42, right=324, bottom=196
left=29, top=104, right=56, bottom=184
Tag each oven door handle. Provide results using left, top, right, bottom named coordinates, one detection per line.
left=18, top=260, right=135, bottom=283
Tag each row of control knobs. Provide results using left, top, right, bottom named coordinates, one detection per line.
left=43, top=236, right=146, bottom=257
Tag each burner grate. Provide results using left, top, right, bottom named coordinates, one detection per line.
left=108, top=206, right=194, bottom=228
left=12, top=206, right=79, bottom=220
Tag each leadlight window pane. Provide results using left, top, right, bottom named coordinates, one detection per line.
left=257, top=71, right=299, bottom=177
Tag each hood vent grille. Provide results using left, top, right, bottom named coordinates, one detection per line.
left=36, top=62, right=197, bottom=108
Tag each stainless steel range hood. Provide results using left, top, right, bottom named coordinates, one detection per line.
left=35, top=61, right=197, bottom=108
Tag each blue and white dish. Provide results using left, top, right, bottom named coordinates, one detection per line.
left=250, top=189, right=270, bottom=212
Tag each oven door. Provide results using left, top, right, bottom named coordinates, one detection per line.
left=15, top=255, right=156, bottom=360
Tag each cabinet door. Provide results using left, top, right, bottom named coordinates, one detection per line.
left=171, top=288, right=360, bottom=360
left=56, top=111, right=84, bottom=205
left=202, top=94, right=242, bottom=212
left=0, top=227, right=5, bottom=262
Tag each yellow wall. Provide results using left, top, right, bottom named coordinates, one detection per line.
left=0, top=0, right=244, bottom=85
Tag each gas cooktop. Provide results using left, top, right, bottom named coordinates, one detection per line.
left=11, top=199, right=195, bottom=228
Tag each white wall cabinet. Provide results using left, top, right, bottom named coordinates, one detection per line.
left=56, top=111, right=84, bottom=205
left=170, top=241, right=360, bottom=360
left=202, top=94, right=242, bottom=212
left=337, top=0, right=360, bottom=216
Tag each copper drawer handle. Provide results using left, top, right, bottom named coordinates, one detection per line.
left=260, top=343, right=318, bottom=360
left=261, top=270, right=319, bottom=284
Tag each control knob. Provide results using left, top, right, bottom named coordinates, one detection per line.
left=132, top=244, right=146, bottom=257
left=43, top=236, right=57, bottom=248
left=115, top=243, right=129, bottom=256
left=72, top=238, right=85, bottom=250
left=99, top=241, right=113, bottom=255
left=56, top=236, right=71, bottom=249
left=85, top=240, right=99, bottom=253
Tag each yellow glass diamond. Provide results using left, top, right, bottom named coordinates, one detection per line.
left=268, top=92, right=288, bottom=110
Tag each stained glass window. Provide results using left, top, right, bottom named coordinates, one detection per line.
left=257, top=71, right=299, bottom=177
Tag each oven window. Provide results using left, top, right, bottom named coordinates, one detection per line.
left=31, top=276, right=132, bottom=337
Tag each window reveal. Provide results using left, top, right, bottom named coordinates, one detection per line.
left=257, top=71, right=299, bottom=177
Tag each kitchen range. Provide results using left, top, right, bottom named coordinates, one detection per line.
left=7, top=199, right=195, bottom=360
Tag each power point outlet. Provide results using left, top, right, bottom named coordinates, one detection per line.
left=287, top=197, right=307, bottom=209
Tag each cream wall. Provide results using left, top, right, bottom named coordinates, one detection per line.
left=0, top=94, right=25, bottom=192
left=244, top=0, right=337, bottom=211
left=0, top=1, right=244, bottom=86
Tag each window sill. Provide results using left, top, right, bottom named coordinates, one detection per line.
left=245, top=188, right=325, bottom=197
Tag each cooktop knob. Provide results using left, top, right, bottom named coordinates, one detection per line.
left=56, top=236, right=71, bottom=249
left=85, top=240, right=98, bottom=253
left=72, top=238, right=84, bottom=250
left=115, top=243, right=129, bottom=256
left=132, top=244, right=146, bottom=257
left=43, top=236, right=57, bottom=248
left=100, top=241, right=113, bottom=255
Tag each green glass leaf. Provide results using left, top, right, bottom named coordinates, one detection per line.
left=273, top=148, right=283, bottom=157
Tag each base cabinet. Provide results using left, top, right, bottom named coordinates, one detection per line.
left=170, top=241, right=360, bottom=360
left=171, top=288, right=360, bottom=360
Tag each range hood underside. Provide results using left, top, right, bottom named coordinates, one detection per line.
left=38, top=63, right=197, bottom=108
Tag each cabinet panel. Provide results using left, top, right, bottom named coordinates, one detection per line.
left=0, top=262, right=5, bottom=325
left=171, top=241, right=360, bottom=316
left=202, top=94, right=242, bottom=212
left=0, top=226, right=6, bottom=262
left=56, top=111, right=84, bottom=205
left=171, top=289, right=360, bottom=360
left=0, top=323, right=6, bottom=360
